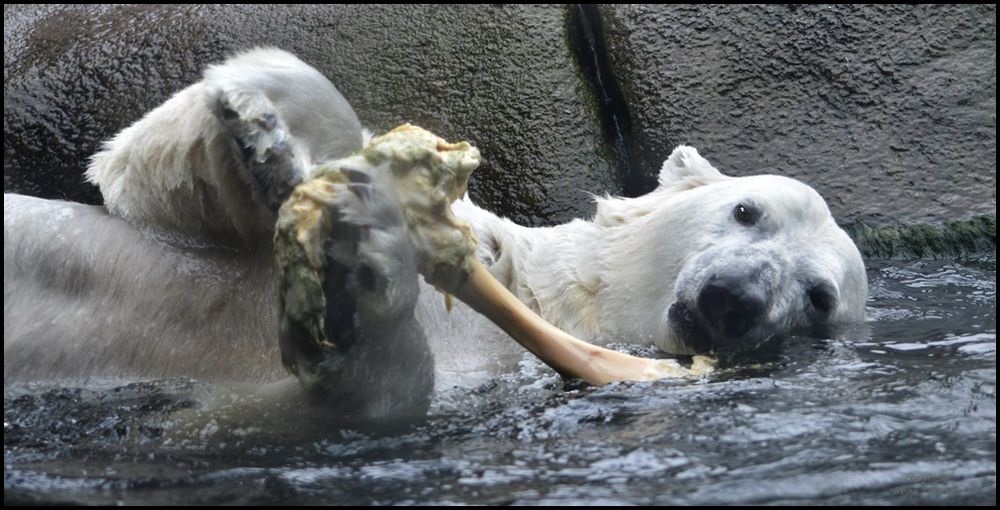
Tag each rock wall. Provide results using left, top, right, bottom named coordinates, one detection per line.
left=598, top=4, right=996, bottom=225
left=5, top=5, right=995, bottom=248
left=4, top=4, right=616, bottom=225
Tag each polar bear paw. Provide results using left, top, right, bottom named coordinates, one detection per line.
left=213, top=87, right=302, bottom=212
left=275, top=158, right=421, bottom=388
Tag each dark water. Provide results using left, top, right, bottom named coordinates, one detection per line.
left=5, top=260, right=996, bottom=505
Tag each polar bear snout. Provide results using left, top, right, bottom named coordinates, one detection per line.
left=697, top=273, right=769, bottom=341
left=662, top=245, right=792, bottom=354
left=686, top=256, right=779, bottom=354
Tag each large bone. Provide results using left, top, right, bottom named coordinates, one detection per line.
left=276, top=124, right=714, bottom=385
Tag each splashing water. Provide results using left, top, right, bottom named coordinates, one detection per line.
left=4, top=260, right=995, bottom=504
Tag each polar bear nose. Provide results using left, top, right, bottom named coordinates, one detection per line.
left=697, top=275, right=767, bottom=340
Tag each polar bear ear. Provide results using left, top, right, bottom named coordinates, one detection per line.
left=658, top=146, right=725, bottom=188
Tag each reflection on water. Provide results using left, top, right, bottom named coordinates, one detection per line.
left=4, top=260, right=996, bottom=504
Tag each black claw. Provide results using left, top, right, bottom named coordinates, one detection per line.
left=348, top=183, right=372, bottom=200
left=342, top=167, right=372, bottom=184
left=257, top=113, right=278, bottom=130
left=269, top=139, right=288, bottom=157
left=237, top=138, right=254, bottom=162
left=322, top=255, right=358, bottom=352
left=220, top=104, right=301, bottom=214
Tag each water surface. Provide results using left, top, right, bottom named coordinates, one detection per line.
left=4, top=260, right=996, bottom=504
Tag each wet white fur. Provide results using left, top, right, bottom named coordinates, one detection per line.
left=4, top=49, right=867, bottom=392
left=85, top=48, right=363, bottom=246
left=453, top=147, right=867, bottom=355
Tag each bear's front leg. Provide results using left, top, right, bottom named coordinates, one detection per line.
left=211, top=87, right=303, bottom=213
left=275, top=159, right=434, bottom=418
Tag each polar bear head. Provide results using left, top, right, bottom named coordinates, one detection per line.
left=595, top=146, right=867, bottom=355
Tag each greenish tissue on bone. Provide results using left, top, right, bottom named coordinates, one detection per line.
left=275, top=222, right=328, bottom=366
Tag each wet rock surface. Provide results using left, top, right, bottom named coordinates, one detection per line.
left=598, top=4, right=996, bottom=225
left=4, top=4, right=616, bottom=225
left=5, top=5, right=995, bottom=231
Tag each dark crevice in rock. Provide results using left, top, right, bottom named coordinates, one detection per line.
left=570, top=4, right=645, bottom=197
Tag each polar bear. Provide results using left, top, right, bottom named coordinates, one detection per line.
left=3, top=49, right=867, bottom=415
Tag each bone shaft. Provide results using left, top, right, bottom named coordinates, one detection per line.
left=453, top=260, right=663, bottom=385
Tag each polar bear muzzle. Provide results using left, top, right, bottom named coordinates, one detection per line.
left=666, top=244, right=830, bottom=356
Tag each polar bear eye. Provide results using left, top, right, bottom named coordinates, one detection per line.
left=733, top=203, right=760, bottom=226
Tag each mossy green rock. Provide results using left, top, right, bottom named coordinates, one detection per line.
left=845, top=215, right=996, bottom=261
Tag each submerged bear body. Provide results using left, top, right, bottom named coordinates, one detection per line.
left=3, top=49, right=867, bottom=412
